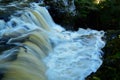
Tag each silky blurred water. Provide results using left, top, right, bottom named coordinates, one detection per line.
left=0, top=2, right=105, bottom=80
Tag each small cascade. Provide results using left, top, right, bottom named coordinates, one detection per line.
left=0, top=3, right=105, bottom=80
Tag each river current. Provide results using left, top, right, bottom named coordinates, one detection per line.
left=0, top=2, right=105, bottom=80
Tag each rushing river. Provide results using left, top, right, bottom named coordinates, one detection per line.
left=0, top=2, right=105, bottom=80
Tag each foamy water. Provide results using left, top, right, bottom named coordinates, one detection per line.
left=44, top=28, right=105, bottom=80
left=0, top=3, right=105, bottom=80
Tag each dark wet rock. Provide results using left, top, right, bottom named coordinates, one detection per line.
left=104, top=30, right=120, bottom=59
left=44, top=0, right=76, bottom=16
left=0, top=69, right=4, bottom=80
left=44, top=0, right=77, bottom=30
left=43, top=0, right=104, bottom=30
left=43, top=0, right=120, bottom=31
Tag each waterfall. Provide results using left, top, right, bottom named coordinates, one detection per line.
left=0, top=3, right=105, bottom=80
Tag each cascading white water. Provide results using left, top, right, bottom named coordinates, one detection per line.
left=45, top=28, right=105, bottom=80
left=0, top=3, right=105, bottom=80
